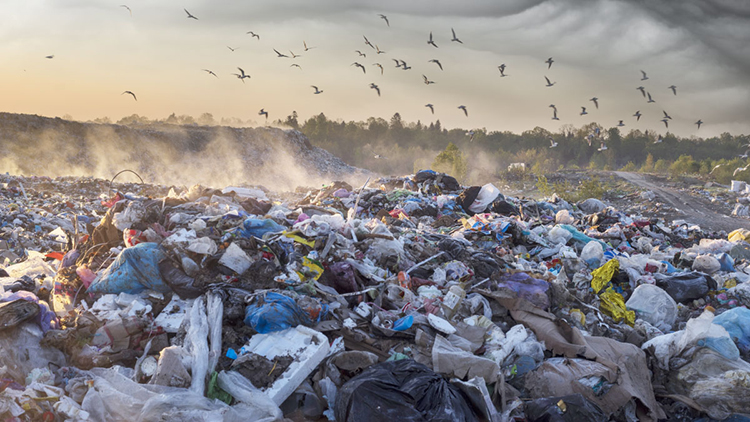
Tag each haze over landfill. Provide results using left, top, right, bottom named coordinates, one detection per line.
left=1, top=0, right=749, bottom=138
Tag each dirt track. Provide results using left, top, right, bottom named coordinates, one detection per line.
left=614, top=171, right=750, bottom=233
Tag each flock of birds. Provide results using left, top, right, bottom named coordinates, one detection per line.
left=38, top=6, right=711, bottom=155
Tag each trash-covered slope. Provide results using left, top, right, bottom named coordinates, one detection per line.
left=0, top=112, right=366, bottom=191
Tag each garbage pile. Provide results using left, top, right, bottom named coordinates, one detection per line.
left=2, top=169, right=750, bottom=421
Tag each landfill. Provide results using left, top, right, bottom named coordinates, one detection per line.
left=2, top=170, right=750, bottom=421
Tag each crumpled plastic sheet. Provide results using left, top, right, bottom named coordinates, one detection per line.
left=87, top=242, right=171, bottom=295
left=590, top=259, right=635, bottom=325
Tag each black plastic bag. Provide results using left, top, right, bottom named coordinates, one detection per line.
left=335, top=359, right=479, bottom=422
left=457, top=186, right=482, bottom=216
left=655, top=272, right=717, bottom=303
left=525, top=394, right=607, bottom=422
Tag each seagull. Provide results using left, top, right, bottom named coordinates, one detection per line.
left=633, top=110, right=642, bottom=121
left=378, top=14, right=389, bottom=27
left=740, top=150, right=750, bottom=159
left=273, top=49, right=289, bottom=58
left=356, top=50, right=367, bottom=58
left=710, top=163, right=726, bottom=174
left=373, top=63, right=384, bottom=75
left=617, top=120, right=625, bottom=127
left=352, top=62, right=366, bottom=74
left=311, top=85, right=323, bottom=94
left=363, top=36, right=374, bottom=49
left=545, top=57, right=554, bottom=69
left=303, top=41, right=315, bottom=51
left=663, top=110, right=672, bottom=120
left=636, top=86, right=646, bottom=97
left=734, top=165, right=750, bottom=177
left=668, top=85, right=677, bottom=95
left=259, top=109, right=268, bottom=120
left=122, top=91, right=137, bottom=101
left=374, top=154, right=386, bottom=159
left=655, top=134, right=663, bottom=144
left=231, top=67, right=251, bottom=82
left=590, top=97, right=599, bottom=109
left=400, top=60, right=411, bottom=70
left=640, top=70, right=648, bottom=81
left=551, top=109, right=559, bottom=121
left=598, top=142, right=608, bottom=152
left=544, top=76, right=555, bottom=87
left=202, top=69, right=218, bottom=78
left=498, top=64, right=507, bottom=77
left=184, top=9, right=198, bottom=20
left=120, top=5, right=131, bottom=16
left=45, top=55, right=54, bottom=59
left=370, top=83, right=381, bottom=97
left=580, top=107, right=588, bottom=115
left=425, top=104, right=434, bottom=114
left=227, top=46, right=238, bottom=52
left=290, top=64, right=302, bottom=69
left=550, top=138, right=558, bottom=148
left=289, top=50, right=302, bottom=58
left=586, top=134, right=594, bottom=147
left=376, top=45, right=386, bottom=54
left=247, top=31, right=260, bottom=40
left=549, top=104, right=557, bottom=113
left=393, top=59, right=402, bottom=68
left=695, top=120, right=703, bottom=129
left=468, top=130, right=475, bottom=142
left=429, top=59, right=443, bottom=70
left=647, top=92, right=655, bottom=103
left=428, top=32, right=438, bottom=48
left=661, top=118, right=669, bottom=129
left=458, top=105, right=468, bottom=117
left=423, top=75, right=435, bottom=85
left=451, top=28, right=463, bottom=44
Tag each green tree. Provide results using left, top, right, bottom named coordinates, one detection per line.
left=432, top=142, right=468, bottom=181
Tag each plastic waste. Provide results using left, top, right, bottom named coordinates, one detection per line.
left=217, top=371, right=284, bottom=422
left=713, top=307, right=750, bottom=353
left=468, top=183, right=501, bottom=214
left=655, top=272, right=718, bottom=303
left=236, top=218, right=286, bottom=239
left=580, top=241, right=604, bottom=268
left=625, top=284, right=678, bottom=332
left=87, top=242, right=170, bottom=295
left=525, top=394, right=607, bottom=422
left=692, top=254, right=721, bottom=274
left=493, top=272, right=549, bottom=309
left=244, top=292, right=328, bottom=333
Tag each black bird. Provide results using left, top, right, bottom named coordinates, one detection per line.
left=668, top=85, right=677, bottom=95
left=451, top=28, right=462, bottom=43
left=458, top=105, right=468, bottom=117
left=303, top=41, right=315, bottom=51
left=45, top=55, right=54, bottom=59
left=545, top=57, right=554, bottom=69
left=290, top=64, right=302, bottom=69
left=378, top=14, right=389, bottom=27
left=120, top=5, right=131, bottom=16
left=640, top=70, right=649, bottom=81
left=122, top=91, right=137, bottom=101
left=259, top=109, right=268, bottom=119
left=428, top=32, right=438, bottom=48
left=202, top=69, right=218, bottom=78
left=617, top=120, right=625, bottom=127
left=373, top=63, right=384, bottom=75
left=552, top=109, right=559, bottom=121
left=647, top=92, right=655, bottom=103
left=400, top=60, right=411, bottom=70
left=636, top=86, right=646, bottom=97
left=590, top=97, right=599, bottom=109
left=423, top=75, right=435, bottom=85
left=273, top=49, right=289, bottom=58
left=661, top=118, right=669, bottom=129
left=393, top=59, right=402, bottom=68
left=580, top=107, right=588, bottom=115
left=498, top=64, right=507, bottom=77
left=633, top=110, right=642, bottom=121
left=363, top=36, right=374, bottom=49
left=356, top=50, right=367, bottom=58
left=545, top=76, right=555, bottom=87
left=663, top=110, right=672, bottom=120
left=695, top=119, right=703, bottom=129
left=549, top=104, right=557, bottom=113
left=311, top=85, right=323, bottom=94
left=370, top=83, right=380, bottom=96
left=227, top=46, right=238, bottom=52
left=425, top=104, right=434, bottom=114
left=352, top=62, right=366, bottom=74
left=247, top=31, right=260, bottom=40
left=429, top=59, right=443, bottom=70
left=184, top=9, right=198, bottom=20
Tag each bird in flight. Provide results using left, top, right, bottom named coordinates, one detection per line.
left=428, top=32, right=438, bottom=48
left=356, top=50, right=367, bottom=58
left=311, top=85, right=323, bottom=94
left=247, top=31, right=260, bottom=40
left=598, top=142, right=608, bottom=152
left=580, top=107, right=588, bottom=115
left=633, top=110, right=642, bottom=121
left=259, top=109, right=269, bottom=119
left=468, top=130, right=476, bottom=142
left=289, top=50, right=301, bottom=58
left=545, top=57, right=554, bottom=69
left=458, top=105, right=468, bottom=117
left=400, top=60, right=411, bottom=70
left=393, top=59, right=402, bottom=68
left=232, top=67, right=251, bottom=82
left=352, top=62, right=366, bottom=74
left=378, top=14, right=389, bottom=27
left=373, top=63, right=384, bottom=75
left=668, top=85, right=678, bottom=95
left=376, top=45, right=386, bottom=54
left=202, top=69, right=218, bottom=78
left=370, top=83, right=381, bottom=97
left=423, top=75, right=435, bottom=85
left=303, top=41, right=315, bottom=51
left=695, top=119, right=703, bottom=129
left=663, top=110, right=672, bottom=120
left=647, top=92, right=655, bottom=103
left=498, top=64, right=507, bottom=77
left=273, top=49, right=289, bottom=58
left=429, top=59, right=443, bottom=70
left=425, top=104, right=434, bottom=114
left=363, top=36, right=374, bottom=49
left=550, top=138, right=558, bottom=148
left=617, top=120, right=625, bottom=127
left=655, top=134, right=663, bottom=144
left=551, top=109, right=559, bottom=121
left=640, top=70, right=649, bottom=81
left=661, top=118, right=669, bottom=129
left=291, top=64, right=302, bottom=69
left=184, top=9, right=198, bottom=20
left=636, top=86, right=646, bottom=97
left=45, top=55, right=54, bottom=59
left=451, top=28, right=463, bottom=44
left=734, top=165, right=750, bottom=176
left=590, top=97, right=599, bottom=109
left=549, top=104, right=557, bottom=113
left=120, top=5, right=131, bottom=16
left=544, top=76, right=555, bottom=87
left=227, top=46, right=238, bottom=52
left=122, top=91, right=137, bottom=101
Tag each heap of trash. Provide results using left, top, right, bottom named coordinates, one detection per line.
left=2, top=170, right=750, bottom=421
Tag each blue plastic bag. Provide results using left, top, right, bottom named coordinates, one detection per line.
left=237, top=218, right=285, bottom=239
left=718, top=253, right=736, bottom=272
left=714, top=307, right=750, bottom=353
left=244, top=292, right=328, bottom=334
left=87, top=242, right=171, bottom=294
left=559, top=224, right=608, bottom=250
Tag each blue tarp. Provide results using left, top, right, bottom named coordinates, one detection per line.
left=87, top=242, right=170, bottom=295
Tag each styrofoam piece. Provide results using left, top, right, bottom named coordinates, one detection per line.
left=154, top=296, right=194, bottom=333
left=731, top=180, right=746, bottom=193
left=222, top=186, right=269, bottom=202
left=428, top=313, right=457, bottom=335
left=219, top=242, right=253, bottom=274
left=240, top=325, right=330, bottom=406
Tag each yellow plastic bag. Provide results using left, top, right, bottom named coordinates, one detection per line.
left=728, top=229, right=750, bottom=243
left=591, top=258, right=619, bottom=294
left=599, top=287, right=635, bottom=326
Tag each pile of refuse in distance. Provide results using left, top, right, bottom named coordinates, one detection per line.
left=1, top=170, right=750, bottom=421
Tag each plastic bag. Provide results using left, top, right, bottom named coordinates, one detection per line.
left=493, top=272, right=549, bottom=309
left=244, top=292, right=328, bottom=334
left=548, top=225, right=573, bottom=245
left=468, top=183, right=501, bottom=214
left=217, top=371, right=283, bottom=422
left=237, top=218, right=286, bottom=239
left=555, top=209, right=575, bottom=225
left=88, top=243, right=171, bottom=295
left=207, top=293, right=223, bottom=374
left=692, top=254, right=721, bottom=274
left=185, top=296, right=209, bottom=396
left=655, top=272, right=718, bottom=303
left=0, top=322, right=66, bottom=383
left=525, top=394, right=607, bottom=422
left=713, top=307, right=750, bottom=353
left=625, top=284, right=678, bottom=332
left=580, top=241, right=604, bottom=269
left=334, top=359, right=479, bottom=422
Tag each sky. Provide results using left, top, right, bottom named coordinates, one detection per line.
left=0, top=0, right=749, bottom=138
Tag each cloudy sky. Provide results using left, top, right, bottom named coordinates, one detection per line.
left=1, top=0, right=748, bottom=137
